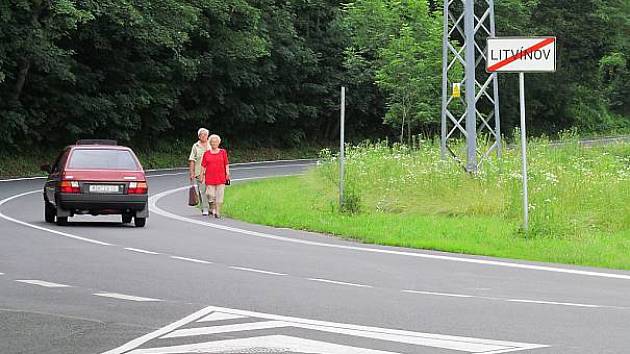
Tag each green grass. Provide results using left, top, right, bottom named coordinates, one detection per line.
left=224, top=137, right=630, bottom=270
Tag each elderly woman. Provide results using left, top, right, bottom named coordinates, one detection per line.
left=200, top=134, right=230, bottom=218
left=188, top=128, right=212, bottom=215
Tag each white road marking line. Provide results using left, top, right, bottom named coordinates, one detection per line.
left=170, top=256, right=212, bottom=264
left=210, top=306, right=547, bottom=353
left=102, top=306, right=217, bottom=354
left=140, top=305, right=546, bottom=353
left=0, top=176, right=47, bottom=182
left=507, top=299, right=600, bottom=308
left=162, top=321, right=290, bottom=339
left=197, top=311, right=247, bottom=322
left=126, top=335, right=398, bottom=354
left=402, top=289, right=474, bottom=298
left=0, top=172, right=188, bottom=181
left=0, top=272, right=4, bottom=275
left=0, top=176, right=299, bottom=250
left=125, top=248, right=160, bottom=255
left=229, top=266, right=287, bottom=276
left=149, top=185, right=630, bottom=281
left=93, top=292, right=162, bottom=302
left=105, top=305, right=547, bottom=353
left=0, top=190, right=113, bottom=246
left=15, top=279, right=71, bottom=288
left=1, top=179, right=624, bottom=314
left=308, top=278, right=372, bottom=288
left=402, top=290, right=620, bottom=309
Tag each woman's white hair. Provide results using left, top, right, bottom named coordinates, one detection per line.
left=209, top=134, right=221, bottom=143
left=197, top=128, right=209, bottom=137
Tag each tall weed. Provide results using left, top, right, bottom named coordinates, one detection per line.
left=315, top=137, right=629, bottom=240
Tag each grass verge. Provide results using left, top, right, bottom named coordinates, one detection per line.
left=224, top=137, right=630, bottom=270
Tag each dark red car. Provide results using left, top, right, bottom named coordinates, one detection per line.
left=41, top=140, right=149, bottom=227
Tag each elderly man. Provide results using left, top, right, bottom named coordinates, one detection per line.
left=188, top=128, right=211, bottom=215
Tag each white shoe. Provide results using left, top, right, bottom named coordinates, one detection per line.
left=202, top=208, right=209, bottom=216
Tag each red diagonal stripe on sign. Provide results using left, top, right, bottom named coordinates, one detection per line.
left=488, top=37, right=555, bottom=72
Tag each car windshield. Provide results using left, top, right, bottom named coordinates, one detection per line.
left=67, top=149, right=139, bottom=170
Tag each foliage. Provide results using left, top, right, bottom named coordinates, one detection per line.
left=0, top=0, right=356, bottom=152
left=495, top=0, right=629, bottom=135
left=0, top=0, right=627, bottom=155
left=342, top=0, right=442, bottom=141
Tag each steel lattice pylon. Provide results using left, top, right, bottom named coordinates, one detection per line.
left=440, top=0, right=501, bottom=173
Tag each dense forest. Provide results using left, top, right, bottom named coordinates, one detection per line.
left=0, top=0, right=628, bottom=153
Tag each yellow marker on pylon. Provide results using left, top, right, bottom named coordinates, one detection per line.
left=452, top=83, right=461, bottom=98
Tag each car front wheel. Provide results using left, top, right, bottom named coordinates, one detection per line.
left=134, top=217, right=146, bottom=227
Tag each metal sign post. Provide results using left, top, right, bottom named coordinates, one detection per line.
left=487, top=37, right=556, bottom=230
left=519, top=73, right=529, bottom=229
left=339, top=86, right=346, bottom=210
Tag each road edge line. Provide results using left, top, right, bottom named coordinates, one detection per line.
left=149, top=185, right=630, bottom=281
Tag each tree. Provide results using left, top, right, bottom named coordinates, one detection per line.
left=376, top=24, right=441, bottom=142
left=342, top=0, right=442, bottom=142
left=0, top=0, right=93, bottom=146
left=495, top=0, right=629, bottom=135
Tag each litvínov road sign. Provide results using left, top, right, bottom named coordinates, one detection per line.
left=486, top=37, right=556, bottom=73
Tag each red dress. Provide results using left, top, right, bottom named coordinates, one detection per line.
left=201, top=149, right=228, bottom=185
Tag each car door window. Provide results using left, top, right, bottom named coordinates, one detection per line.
left=51, top=150, right=68, bottom=174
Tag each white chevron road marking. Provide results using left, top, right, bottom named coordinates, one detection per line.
left=197, top=311, right=246, bottom=322
left=162, top=320, right=289, bottom=339
left=126, top=335, right=398, bottom=354
left=103, top=305, right=548, bottom=354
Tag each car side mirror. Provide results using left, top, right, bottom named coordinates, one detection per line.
left=40, top=164, right=51, bottom=173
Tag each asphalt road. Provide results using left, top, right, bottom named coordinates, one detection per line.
left=1, top=160, right=629, bottom=353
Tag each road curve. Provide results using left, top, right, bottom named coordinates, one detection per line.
left=1, top=160, right=629, bottom=354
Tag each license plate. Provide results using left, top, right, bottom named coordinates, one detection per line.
left=89, top=185, right=119, bottom=193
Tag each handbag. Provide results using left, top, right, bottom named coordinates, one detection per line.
left=222, top=149, right=230, bottom=186
left=188, top=183, right=199, bottom=206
